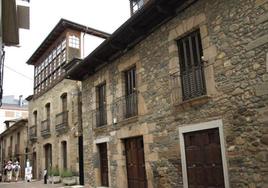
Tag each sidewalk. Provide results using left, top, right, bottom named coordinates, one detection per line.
left=0, top=180, right=84, bottom=188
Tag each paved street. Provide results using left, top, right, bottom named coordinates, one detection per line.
left=0, top=180, right=84, bottom=188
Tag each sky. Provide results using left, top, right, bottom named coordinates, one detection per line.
left=3, top=0, right=130, bottom=99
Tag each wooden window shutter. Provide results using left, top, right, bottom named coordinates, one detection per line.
left=177, top=30, right=206, bottom=100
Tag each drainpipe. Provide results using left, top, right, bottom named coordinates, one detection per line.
left=19, top=95, right=23, bottom=107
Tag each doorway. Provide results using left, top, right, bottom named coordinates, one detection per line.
left=44, top=144, right=52, bottom=170
left=125, top=136, right=147, bottom=188
left=179, top=120, right=230, bottom=188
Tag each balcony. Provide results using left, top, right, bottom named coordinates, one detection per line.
left=55, top=111, right=68, bottom=133
left=113, top=92, right=138, bottom=123
left=41, top=119, right=51, bottom=137
left=170, top=71, right=210, bottom=108
left=29, top=125, right=37, bottom=141
left=92, top=106, right=107, bottom=128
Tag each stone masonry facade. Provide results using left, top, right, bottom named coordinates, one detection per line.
left=81, top=0, right=268, bottom=187
left=28, top=79, right=81, bottom=179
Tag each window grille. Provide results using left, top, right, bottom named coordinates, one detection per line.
left=131, top=0, right=144, bottom=14
left=177, top=30, right=206, bottom=101
left=69, top=35, right=79, bottom=49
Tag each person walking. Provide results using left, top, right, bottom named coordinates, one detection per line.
left=5, top=160, right=13, bottom=182
left=43, top=168, right=47, bottom=184
left=13, top=161, right=21, bottom=182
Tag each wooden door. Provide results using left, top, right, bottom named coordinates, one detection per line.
left=99, top=143, right=109, bottom=186
left=125, top=137, right=147, bottom=188
left=184, top=128, right=225, bottom=188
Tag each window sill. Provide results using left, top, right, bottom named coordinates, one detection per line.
left=93, top=124, right=108, bottom=131
left=174, top=95, right=211, bottom=111
left=115, top=115, right=138, bottom=127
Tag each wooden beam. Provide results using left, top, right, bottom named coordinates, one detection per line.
left=109, top=41, right=126, bottom=50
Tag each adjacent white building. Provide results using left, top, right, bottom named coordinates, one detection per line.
left=0, top=95, right=28, bottom=133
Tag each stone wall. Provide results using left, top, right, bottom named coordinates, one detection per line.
left=28, top=79, right=81, bottom=179
left=82, top=0, right=268, bottom=187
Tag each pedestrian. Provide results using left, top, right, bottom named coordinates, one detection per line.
left=5, top=160, right=13, bottom=182
left=13, top=161, right=21, bottom=182
left=43, top=168, right=47, bottom=184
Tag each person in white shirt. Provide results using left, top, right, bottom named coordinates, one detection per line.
left=5, top=161, right=13, bottom=182
left=13, top=161, right=21, bottom=182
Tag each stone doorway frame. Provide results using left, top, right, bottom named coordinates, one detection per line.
left=93, top=136, right=111, bottom=188
left=178, top=119, right=230, bottom=188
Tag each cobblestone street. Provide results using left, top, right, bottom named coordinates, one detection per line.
left=0, top=180, right=84, bottom=188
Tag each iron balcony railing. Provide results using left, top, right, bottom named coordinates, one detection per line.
left=41, top=119, right=51, bottom=136
left=113, top=92, right=138, bottom=122
left=55, top=111, right=68, bottom=132
left=170, top=68, right=206, bottom=102
left=92, top=106, right=107, bottom=128
left=29, top=125, right=37, bottom=140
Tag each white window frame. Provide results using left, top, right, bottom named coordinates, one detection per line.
left=179, top=119, right=230, bottom=188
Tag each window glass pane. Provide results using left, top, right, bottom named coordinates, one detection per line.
left=57, top=44, right=61, bottom=55
left=62, top=50, right=66, bottom=62
left=62, top=39, right=66, bottom=50
left=69, top=35, right=80, bottom=49
left=49, top=54, right=52, bottom=63
left=52, top=49, right=57, bottom=59
left=132, top=0, right=144, bottom=13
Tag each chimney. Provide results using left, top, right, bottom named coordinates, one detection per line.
left=19, top=95, right=23, bottom=107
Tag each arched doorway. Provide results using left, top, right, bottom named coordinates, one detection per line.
left=44, top=144, right=52, bottom=170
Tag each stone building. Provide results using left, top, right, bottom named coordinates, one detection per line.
left=26, top=19, right=110, bottom=182
left=66, top=0, right=268, bottom=187
left=0, top=118, right=28, bottom=179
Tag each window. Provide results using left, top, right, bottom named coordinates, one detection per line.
left=33, top=38, right=67, bottom=95
left=131, top=0, right=144, bottom=14
left=61, top=93, right=67, bottom=112
left=98, top=143, right=109, bottom=187
left=45, top=103, right=50, bottom=120
left=33, top=111, right=37, bottom=125
left=177, top=30, right=206, bottom=101
left=69, top=35, right=79, bottom=49
left=125, top=67, right=137, bottom=118
left=96, top=83, right=107, bottom=127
